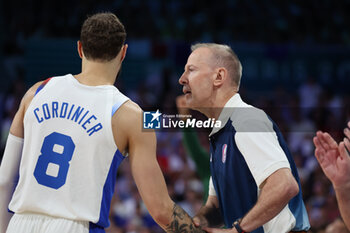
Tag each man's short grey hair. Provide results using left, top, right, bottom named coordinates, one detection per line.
left=191, top=43, right=242, bottom=91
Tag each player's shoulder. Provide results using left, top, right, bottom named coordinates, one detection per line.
left=230, top=105, right=273, bottom=133
left=27, top=81, right=44, bottom=97
left=112, top=100, right=143, bottom=127
left=111, top=100, right=151, bottom=149
left=118, top=99, right=143, bottom=115
left=22, top=81, right=45, bottom=112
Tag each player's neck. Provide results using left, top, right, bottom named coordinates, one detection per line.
left=76, top=59, right=120, bottom=86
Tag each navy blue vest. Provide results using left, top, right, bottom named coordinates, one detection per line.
left=209, top=118, right=310, bottom=232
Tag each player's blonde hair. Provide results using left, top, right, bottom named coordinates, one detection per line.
left=191, top=43, right=242, bottom=91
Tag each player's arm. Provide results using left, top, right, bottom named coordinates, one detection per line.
left=113, top=101, right=205, bottom=232
left=237, top=168, right=298, bottom=232
left=193, top=178, right=224, bottom=228
left=9, top=81, right=42, bottom=137
left=0, top=82, right=42, bottom=233
left=204, top=168, right=298, bottom=233
left=232, top=118, right=300, bottom=232
left=229, top=128, right=299, bottom=232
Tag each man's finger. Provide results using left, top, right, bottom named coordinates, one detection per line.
left=192, top=217, right=201, bottom=227
left=314, top=137, right=325, bottom=160
left=313, top=136, right=322, bottom=149
left=321, top=132, right=338, bottom=150
left=316, top=131, right=323, bottom=137
left=340, top=139, right=350, bottom=159
left=316, top=131, right=328, bottom=150
left=315, top=148, right=326, bottom=164
left=203, top=227, right=230, bottom=233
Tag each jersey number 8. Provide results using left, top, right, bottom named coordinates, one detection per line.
left=34, top=132, right=75, bottom=189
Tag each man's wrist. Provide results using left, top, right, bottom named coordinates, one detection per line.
left=232, top=218, right=249, bottom=233
left=333, top=180, right=350, bottom=191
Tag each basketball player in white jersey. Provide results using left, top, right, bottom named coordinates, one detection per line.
left=0, top=13, right=204, bottom=233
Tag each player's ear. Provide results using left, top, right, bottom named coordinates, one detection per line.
left=120, top=44, right=128, bottom=62
left=77, top=41, right=83, bottom=59
left=213, top=67, right=227, bottom=87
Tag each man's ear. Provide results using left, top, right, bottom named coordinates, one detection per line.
left=213, top=67, right=228, bottom=87
left=77, top=41, right=83, bottom=59
left=120, top=44, right=128, bottom=62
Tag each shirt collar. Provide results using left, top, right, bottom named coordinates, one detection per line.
left=209, top=93, right=243, bottom=137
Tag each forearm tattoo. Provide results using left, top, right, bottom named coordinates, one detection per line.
left=165, top=204, right=206, bottom=233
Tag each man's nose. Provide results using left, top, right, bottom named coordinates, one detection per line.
left=179, top=73, right=187, bottom=85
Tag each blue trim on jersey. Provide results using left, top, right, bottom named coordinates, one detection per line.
left=35, top=78, right=52, bottom=96
left=271, top=122, right=310, bottom=231
left=35, top=85, right=44, bottom=96
left=111, top=100, right=126, bottom=116
left=209, top=120, right=264, bottom=232
left=95, top=149, right=125, bottom=228
left=111, top=104, right=119, bottom=116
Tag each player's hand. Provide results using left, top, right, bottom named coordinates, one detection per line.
left=193, top=215, right=209, bottom=228
left=203, top=227, right=237, bottom=233
left=176, top=95, right=190, bottom=116
left=313, top=131, right=350, bottom=188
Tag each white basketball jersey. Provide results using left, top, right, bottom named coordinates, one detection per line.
left=9, top=74, right=129, bottom=229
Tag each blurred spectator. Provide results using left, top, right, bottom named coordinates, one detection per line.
left=298, top=77, right=322, bottom=116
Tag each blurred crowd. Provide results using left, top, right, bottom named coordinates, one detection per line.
left=3, top=0, right=350, bottom=47
left=1, top=0, right=350, bottom=232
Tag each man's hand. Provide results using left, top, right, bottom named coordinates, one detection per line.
left=203, top=227, right=237, bottom=233
left=193, top=195, right=224, bottom=229
left=313, top=122, right=350, bottom=230
left=313, top=130, right=350, bottom=188
left=193, top=214, right=209, bottom=228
